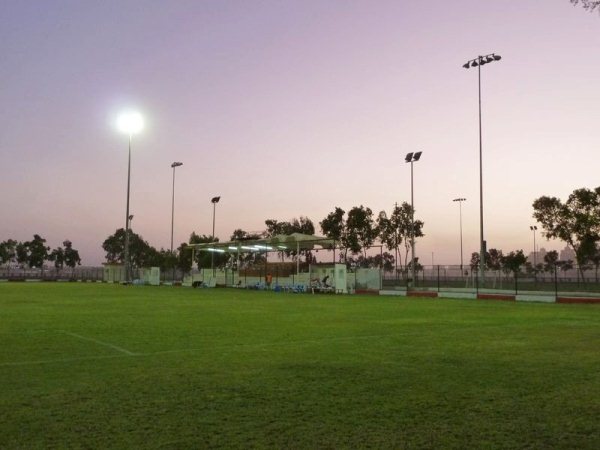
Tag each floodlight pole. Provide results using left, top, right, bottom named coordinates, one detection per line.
left=124, top=134, right=132, bottom=283
left=170, top=162, right=183, bottom=283
left=410, top=159, right=416, bottom=285
left=453, top=198, right=466, bottom=271
left=477, top=57, right=485, bottom=285
left=530, top=225, right=537, bottom=276
left=405, top=151, right=422, bottom=287
left=463, top=53, right=502, bottom=285
left=211, top=196, right=220, bottom=275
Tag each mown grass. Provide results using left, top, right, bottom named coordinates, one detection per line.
left=0, top=283, right=598, bottom=449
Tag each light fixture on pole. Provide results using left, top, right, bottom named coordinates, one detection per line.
left=530, top=225, right=538, bottom=275
left=453, top=198, right=467, bottom=271
left=463, top=52, right=502, bottom=285
left=405, top=151, right=422, bottom=287
left=170, top=162, right=183, bottom=282
left=211, top=196, right=221, bottom=273
left=117, top=111, right=144, bottom=284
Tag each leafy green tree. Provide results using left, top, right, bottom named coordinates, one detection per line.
left=486, top=248, right=504, bottom=271
left=571, top=0, right=600, bottom=14
left=48, top=247, right=65, bottom=269
left=63, top=240, right=81, bottom=268
left=320, top=207, right=348, bottom=260
left=346, top=205, right=378, bottom=258
left=543, top=250, right=559, bottom=272
left=380, top=202, right=424, bottom=269
left=15, top=242, right=29, bottom=268
left=102, top=228, right=158, bottom=268
left=533, top=187, right=600, bottom=279
left=0, top=239, right=17, bottom=265
left=501, top=250, right=527, bottom=275
left=470, top=252, right=480, bottom=271
left=27, top=235, right=50, bottom=268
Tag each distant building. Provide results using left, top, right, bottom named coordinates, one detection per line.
left=559, top=245, right=576, bottom=262
left=528, top=247, right=548, bottom=266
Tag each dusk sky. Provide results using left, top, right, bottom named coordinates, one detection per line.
left=1, top=0, right=599, bottom=266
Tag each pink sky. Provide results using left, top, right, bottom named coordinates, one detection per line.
left=1, top=0, right=599, bottom=266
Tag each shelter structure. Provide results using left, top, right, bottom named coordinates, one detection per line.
left=187, top=233, right=336, bottom=275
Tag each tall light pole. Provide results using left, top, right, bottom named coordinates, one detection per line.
left=530, top=225, right=538, bottom=273
left=211, top=196, right=221, bottom=273
left=405, top=151, right=422, bottom=286
left=117, top=111, right=144, bottom=284
left=170, top=162, right=183, bottom=282
left=463, top=52, right=502, bottom=284
left=453, top=198, right=466, bottom=271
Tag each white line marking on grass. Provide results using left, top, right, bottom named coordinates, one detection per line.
left=0, top=353, right=133, bottom=367
left=0, top=333, right=401, bottom=367
left=59, top=330, right=137, bottom=356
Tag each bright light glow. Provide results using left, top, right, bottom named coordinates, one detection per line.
left=228, top=246, right=238, bottom=250
left=277, top=245, right=287, bottom=249
left=207, top=248, right=225, bottom=253
left=241, top=246, right=255, bottom=250
left=117, top=111, right=144, bottom=135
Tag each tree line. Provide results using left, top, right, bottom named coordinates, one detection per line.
left=100, top=202, right=424, bottom=273
left=0, top=236, right=81, bottom=269
left=4, top=186, right=598, bottom=277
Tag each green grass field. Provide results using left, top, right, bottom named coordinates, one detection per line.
left=1, top=284, right=599, bottom=449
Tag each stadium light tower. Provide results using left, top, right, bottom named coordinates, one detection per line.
left=405, top=151, right=422, bottom=286
left=211, top=196, right=221, bottom=272
left=530, top=225, right=538, bottom=272
left=170, top=162, right=183, bottom=282
left=463, top=52, right=502, bottom=284
left=453, top=198, right=467, bottom=271
left=117, top=111, right=144, bottom=283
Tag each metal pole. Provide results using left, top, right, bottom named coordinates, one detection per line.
left=171, top=166, right=176, bottom=282
left=211, top=201, right=216, bottom=274
left=459, top=200, right=464, bottom=271
left=478, top=56, right=485, bottom=286
left=410, top=160, right=416, bottom=286
left=124, top=134, right=132, bottom=284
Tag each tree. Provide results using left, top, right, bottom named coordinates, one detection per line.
left=571, top=0, right=600, bottom=13
left=102, top=228, right=158, bottom=268
left=385, top=202, right=425, bottom=270
left=543, top=250, right=559, bottom=272
left=48, top=247, right=65, bottom=269
left=533, top=187, right=600, bottom=279
left=27, top=235, right=50, bottom=269
left=0, top=239, right=17, bottom=265
left=63, top=240, right=81, bottom=268
left=501, top=250, right=527, bottom=275
left=15, top=242, right=29, bottom=268
left=470, top=252, right=480, bottom=271
left=346, top=206, right=378, bottom=258
left=486, top=248, right=504, bottom=271
left=320, top=207, right=348, bottom=259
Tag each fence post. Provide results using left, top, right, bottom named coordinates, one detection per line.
left=554, top=263, right=558, bottom=299
left=514, top=271, right=518, bottom=295
left=437, top=265, right=440, bottom=292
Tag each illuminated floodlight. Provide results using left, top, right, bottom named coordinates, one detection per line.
left=277, top=245, right=287, bottom=249
left=228, top=246, right=239, bottom=250
left=117, top=111, right=144, bottom=135
left=241, top=246, right=255, bottom=250
left=207, top=248, right=225, bottom=253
